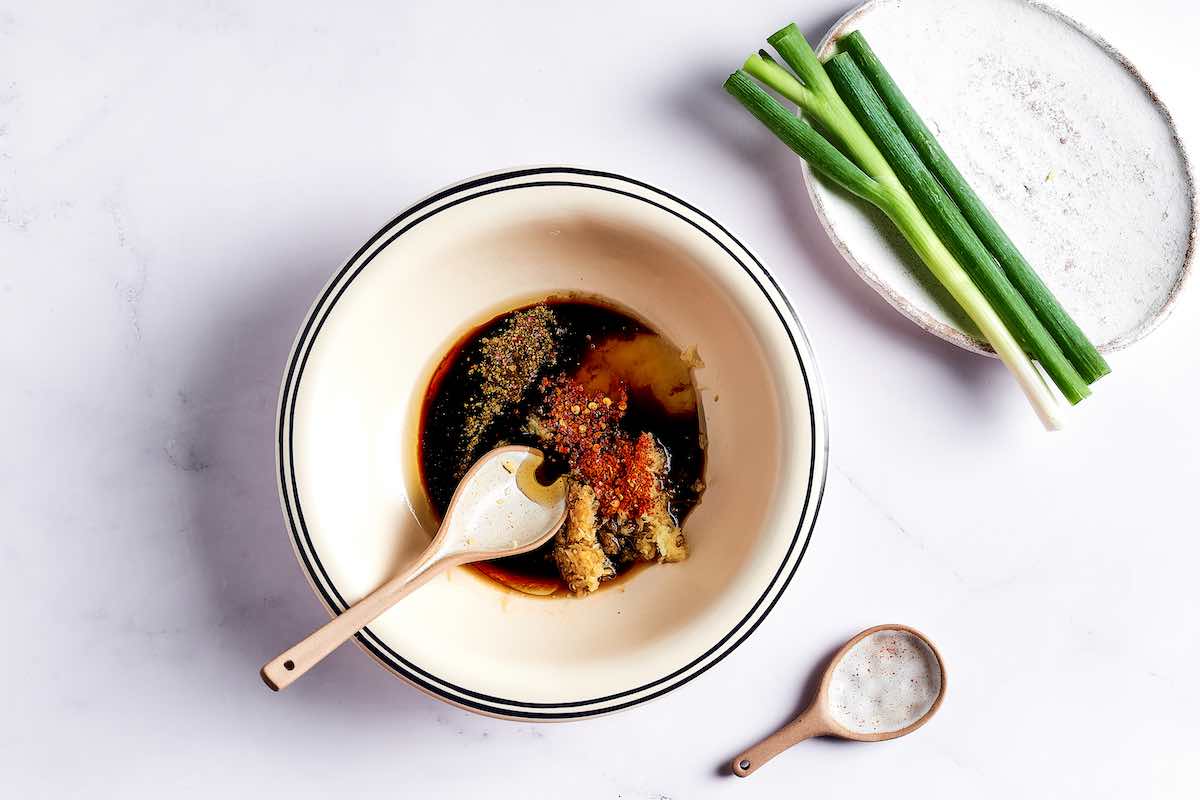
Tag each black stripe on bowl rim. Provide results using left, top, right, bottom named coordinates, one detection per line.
left=275, top=166, right=829, bottom=719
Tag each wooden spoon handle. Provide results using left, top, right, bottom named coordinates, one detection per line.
left=731, top=712, right=827, bottom=777
left=260, top=554, right=449, bottom=691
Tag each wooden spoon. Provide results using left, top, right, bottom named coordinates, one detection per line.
left=731, top=624, right=946, bottom=777
left=261, top=446, right=567, bottom=691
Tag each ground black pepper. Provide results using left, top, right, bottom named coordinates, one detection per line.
left=456, top=305, right=557, bottom=473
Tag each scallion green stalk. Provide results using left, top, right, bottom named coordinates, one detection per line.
left=724, top=70, right=1063, bottom=429
left=823, top=52, right=1090, bottom=405
left=755, top=25, right=896, bottom=182
left=840, top=30, right=1110, bottom=383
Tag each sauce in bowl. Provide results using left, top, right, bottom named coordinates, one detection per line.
left=419, top=297, right=706, bottom=596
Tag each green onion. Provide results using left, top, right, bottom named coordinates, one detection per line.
left=724, top=70, right=1063, bottom=429
left=723, top=71, right=885, bottom=206
left=754, top=25, right=895, bottom=182
left=823, top=52, right=1090, bottom=405
left=839, top=31, right=1110, bottom=384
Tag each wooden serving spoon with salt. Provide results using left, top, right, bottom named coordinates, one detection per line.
left=261, top=446, right=567, bottom=691
left=731, top=624, right=946, bottom=777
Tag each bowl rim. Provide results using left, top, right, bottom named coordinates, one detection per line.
left=803, top=0, right=1197, bottom=358
left=275, top=165, right=830, bottom=719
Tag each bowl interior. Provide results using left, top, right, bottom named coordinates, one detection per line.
left=283, top=171, right=822, bottom=713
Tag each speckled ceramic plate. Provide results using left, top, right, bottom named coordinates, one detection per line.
left=805, top=0, right=1196, bottom=355
left=277, top=167, right=828, bottom=720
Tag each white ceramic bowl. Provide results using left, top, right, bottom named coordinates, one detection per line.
left=806, top=0, right=1195, bottom=356
left=277, top=167, right=828, bottom=719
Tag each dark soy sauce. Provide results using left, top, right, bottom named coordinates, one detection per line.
left=418, top=298, right=705, bottom=595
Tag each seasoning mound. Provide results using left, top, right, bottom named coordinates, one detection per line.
left=532, top=377, right=687, bottom=594
left=457, top=305, right=557, bottom=472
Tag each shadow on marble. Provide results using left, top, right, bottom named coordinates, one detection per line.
left=182, top=252, right=446, bottom=721
left=715, top=637, right=857, bottom=778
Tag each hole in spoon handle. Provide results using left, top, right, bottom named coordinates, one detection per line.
left=260, top=632, right=344, bottom=692
left=731, top=714, right=823, bottom=778
left=260, top=556, right=450, bottom=691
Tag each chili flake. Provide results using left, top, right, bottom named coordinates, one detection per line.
left=539, top=376, right=661, bottom=519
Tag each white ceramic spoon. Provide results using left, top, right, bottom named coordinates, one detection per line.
left=261, top=446, right=567, bottom=691
left=731, top=624, right=946, bottom=777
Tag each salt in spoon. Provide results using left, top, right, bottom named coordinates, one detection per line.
left=261, top=446, right=567, bottom=691
left=732, top=624, right=946, bottom=777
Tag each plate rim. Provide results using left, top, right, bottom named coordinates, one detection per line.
left=803, top=0, right=1197, bottom=357
left=274, top=166, right=829, bottom=720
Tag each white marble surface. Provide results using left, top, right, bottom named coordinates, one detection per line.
left=3, top=1, right=1197, bottom=796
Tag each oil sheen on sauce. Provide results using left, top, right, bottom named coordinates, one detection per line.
left=418, top=298, right=705, bottom=595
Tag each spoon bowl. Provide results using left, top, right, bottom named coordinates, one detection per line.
left=260, top=446, right=566, bottom=691
left=732, top=624, right=946, bottom=777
